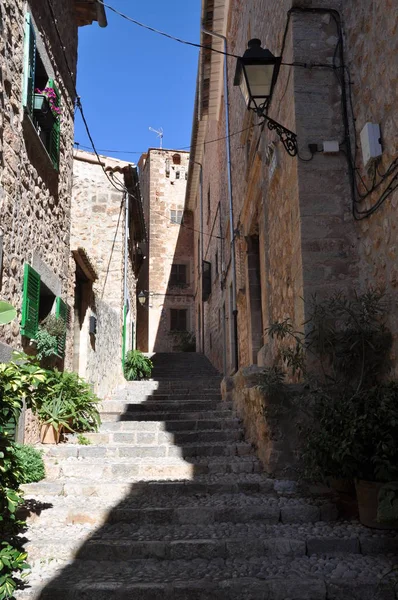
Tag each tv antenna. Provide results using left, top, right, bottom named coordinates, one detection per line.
left=149, top=127, right=164, bottom=149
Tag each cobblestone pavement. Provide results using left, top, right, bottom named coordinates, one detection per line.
left=15, top=353, right=398, bottom=599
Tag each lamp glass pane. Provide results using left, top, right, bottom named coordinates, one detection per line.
left=239, top=72, right=251, bottom=108
left=245, top=63, right=274, bottom=101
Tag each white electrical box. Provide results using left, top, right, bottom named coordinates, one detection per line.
left=360, top=122, right=382, bottom=166
left=323, top=140, right=340, bottom=154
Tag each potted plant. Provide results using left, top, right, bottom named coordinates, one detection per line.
left=33, top=87, right=61, bottom=131
left=37, top=393, right=72, bottom=444
left=41, top=369, right=101, bottom=432
left=35, top=314, right=66, bottom=368
left=268, top=290, right=398, bottom=528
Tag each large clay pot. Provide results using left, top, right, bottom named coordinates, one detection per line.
left=40, top=423, right=61, bottom=444
left=355, top=479, right=398, bottom=529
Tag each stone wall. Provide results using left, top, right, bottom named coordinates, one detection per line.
left=0, top=0, right=77, bottom=355
left=138, top=149, right=195, bottom=353
left=222, top=366, right=305, bottom=476
left=190, top=0, right=398, bottom=377
left=342, top=0, right=398, bottom=373
left=69, top=151, right=141, bottom=399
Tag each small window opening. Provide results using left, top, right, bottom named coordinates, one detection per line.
left=172, top=153, right=181, bottom=165
left=170, top=264, right=187, bottom=287
left=170, top=209, right=183, bottom=224
left=170, top=309, right=187, bottom=331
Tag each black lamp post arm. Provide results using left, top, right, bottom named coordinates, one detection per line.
left=261, top=114, right=298, bottom=157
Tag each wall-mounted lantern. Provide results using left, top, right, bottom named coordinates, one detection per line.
left=234, top=39, right=298, bottom=157
left=138, top=291, right=147, bottom=306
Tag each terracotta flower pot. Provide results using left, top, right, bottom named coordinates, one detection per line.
left=40, top=423, right=61, bottom=444
left=355, top=479, right=398, bottom=529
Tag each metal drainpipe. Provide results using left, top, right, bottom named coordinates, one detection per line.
left=122, top=191, right=129, bottom=369
left=201, top=27, right=239, bottom=373
left=199, top=165, right=205, bottom=354
left=189, top=160, right=204, bottom=354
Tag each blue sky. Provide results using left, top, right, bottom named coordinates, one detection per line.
left=74, top=1, right=201, bottom=163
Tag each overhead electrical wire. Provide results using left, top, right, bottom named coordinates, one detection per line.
left=50, top=0, right=397, bottom=224
left=74, top=121, right=262, bottom=157
left=45, top=0, right=225, bottom=257
left=96, top=0, right=240, bottom=58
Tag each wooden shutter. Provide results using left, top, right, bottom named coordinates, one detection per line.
left=22, top=13, right=36, bottom=114
left=47, top=79, right=61, bottom=171
left=55, top=297, right=67, bottom=357
left=202, top=260, right=212, bottom=301
left=20, top=264, right=40, bottom=338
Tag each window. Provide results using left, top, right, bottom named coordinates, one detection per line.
left=170, top=264, right=187, bottom=287
left=170, top=209, right=183, bottom=224
left=23, top=13, right=61, bottom=170
left=165, top=158, right=170, bottom=177
left=170, top=309, right=187, bottom=331
left=20, top=263, right=68, bottom=357
left=172, top=153, right=181, bottom=165
left=175, top=171, right=180, bottom=180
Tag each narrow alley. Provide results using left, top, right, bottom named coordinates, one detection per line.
left=15, top=353, right=398, bottom=599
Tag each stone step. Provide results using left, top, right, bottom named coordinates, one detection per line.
left=27, top=455, right=264, bottom=485
left=113, top=389, right=222, bottom=397
left=100, top=409, right=233, bottom=422
left=24, top=532, right=398, bottom=564
left=70, top=429, right=244, bottom=446
left=14, top=560, right=398, bottom=600
left=39, top=440, right=253, bottom=460
left=96, top=417, right=241, bottom=432
left=23, top=520, right=398, bottom=561
left=25, top=476, right=278, bottom=498
left=21, top=493, right=336, bottom=527
left=101, top=399, right=230, bottom=413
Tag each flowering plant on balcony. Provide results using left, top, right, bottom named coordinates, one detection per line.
left=35, top=87, right=61, bottom=120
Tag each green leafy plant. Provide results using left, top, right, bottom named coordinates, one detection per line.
left=76, top=434, right=91, bottom=446
left=169, top=331, right=196, bottom=352
left=124, top=350, right=153, bottom=381
left=0, top=543, right=29, bottom=600
left=13, top=444, right=45, bottom=484
left=267, top=290, right=398, bottom=493
left=36, top=370, right=101, bottom=433
left=0, top=354, right=41, bottom=597
left=35, top=328, right=57, bottom=363
left=36, top=393, right=73, bottom=434
left=40, top=314, right=66, bottom=338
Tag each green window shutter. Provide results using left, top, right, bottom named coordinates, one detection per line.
left=20, top=264, right=40, bottom=339
left=47, top=79, right=61, bottom=171
left=22, top=13, right=36, bottom=114
left=55, top=297, right=68, bottom=357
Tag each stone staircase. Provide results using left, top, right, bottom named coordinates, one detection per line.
left=16, top=353, right=398, bottom=599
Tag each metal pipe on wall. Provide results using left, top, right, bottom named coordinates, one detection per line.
left=201, top=27, right=239, bottom=373
left=122, top=191, right=129, bottom=368
left=190, top=159, right=205, bottom=354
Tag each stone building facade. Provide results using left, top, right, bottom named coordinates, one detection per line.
left=70, top=150, right=146, bottom=398
left=0, top=0, right=106, bottom=361
left=136, top=149, right=195, bottom=353
left=187, top=0, right=398, bottom=376
left=0, top=1, right=106, bottom=441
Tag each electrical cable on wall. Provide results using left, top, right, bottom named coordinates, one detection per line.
left=50, top=0, right=397, bottom=222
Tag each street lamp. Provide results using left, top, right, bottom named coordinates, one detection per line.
left=234, top=39, right=298, bottom=157
left=138, top=291, right=146, bottom=306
